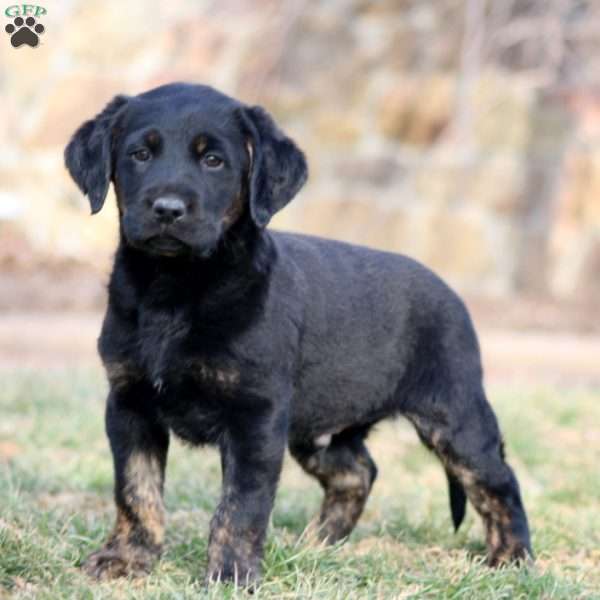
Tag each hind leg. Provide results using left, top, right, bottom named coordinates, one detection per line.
left=290, top=426, right=377, bottom=543
left=407, top=388, right=532, bottom=566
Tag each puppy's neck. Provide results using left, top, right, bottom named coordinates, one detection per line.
left=114, top=219, right=273, bottom=305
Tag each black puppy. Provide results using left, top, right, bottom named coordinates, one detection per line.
left=65, top=83, right=531, bottom=585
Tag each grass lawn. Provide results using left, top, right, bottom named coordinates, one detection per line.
left=1, top=368, right=599, bottom=599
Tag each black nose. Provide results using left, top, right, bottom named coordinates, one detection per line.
left=152, top=197, right=186, bottom=224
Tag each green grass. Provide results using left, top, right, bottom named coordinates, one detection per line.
left=1, top=370, right=599, bottom=599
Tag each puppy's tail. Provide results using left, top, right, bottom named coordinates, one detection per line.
left=446, top=470, right=467, bottom=531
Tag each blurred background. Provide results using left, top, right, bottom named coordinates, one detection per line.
left=1, top=0, right=599, bottom=382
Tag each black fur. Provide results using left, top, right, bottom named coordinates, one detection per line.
left=65, top=83, right=532, bottom=586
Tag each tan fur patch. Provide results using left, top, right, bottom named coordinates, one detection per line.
left=146, top=131, right=160, bottom=146
left=451, top=462, right=477, bottom=487
left=319, top=489, right=368, bottom=543
left=83, top=452, right=165, bottom=580
left=487, top=530, right=529, bottom=566
left=123, top=452, right=165, bottom=545
left=406, top=415, right=528, bottom=567
left=318, top=462, right=373, bottom=544
left=222, top=191, right=246, bottom=228
left=207, top=506, right=259, bottom=584
left=297, top=441, right=377, bottom=545
left=85, top=501, right=161, bottom=580
left=194, top=135, right=208, bottom=155
left=190, top=360, right=240, bottom=388
left=329, top=471, right=366, bottom=492
left=486, top=520, right=502, bottom=550
left=450, top=470, right=526, bottom=565
left=105, top=361, right=142, bottom=391
left=113, top=508, right=133, bottom=541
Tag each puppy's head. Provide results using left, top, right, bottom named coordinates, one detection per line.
left=65, top=83, right=307, bottom=258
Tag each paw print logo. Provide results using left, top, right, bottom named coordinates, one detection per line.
left=5, top=16, right=45, bottom=48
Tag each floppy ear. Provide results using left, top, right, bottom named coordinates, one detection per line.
left=64, top=95, right=129, bottom=214
left=239, top=106, right=308, bottom=228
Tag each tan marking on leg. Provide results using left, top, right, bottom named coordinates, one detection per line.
left=123, top=452, right=165, bottom=545
left=113, top=508, right=132, bottom=542
left=445, top=462, right=528, bottom=567
left=207, top=504, right=261, bottom=585
left=207, top=518, right=234, bottom=573
left=329, top=471, right=365, bottom=490
left=295, top=439, right=377, bottom=546
left=318, top=462, right=373, bottom=544
left=83, top=453, right=165, bottom=580
left=452, top=463, right=477, bottom=487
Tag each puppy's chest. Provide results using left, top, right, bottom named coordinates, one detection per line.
left=133, top=308, right=239, bottom=397
left=104, top=310, right=239, bottom=445
left=137, top=309, right=188, bottom=387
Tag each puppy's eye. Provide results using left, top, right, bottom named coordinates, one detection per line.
left=131, top=149, right=151, bottom=162
left=203, top=154, right=223, bottom=168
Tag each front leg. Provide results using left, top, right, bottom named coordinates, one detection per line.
left=207, top=402, right=287, bottom=586
left=84, top=386, right=169, bottom=579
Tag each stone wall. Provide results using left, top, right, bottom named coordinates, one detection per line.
left=1, top=0, right=599, bottom=302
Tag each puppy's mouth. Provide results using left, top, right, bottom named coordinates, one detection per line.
left=145, top=235, right=189, bottom=257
